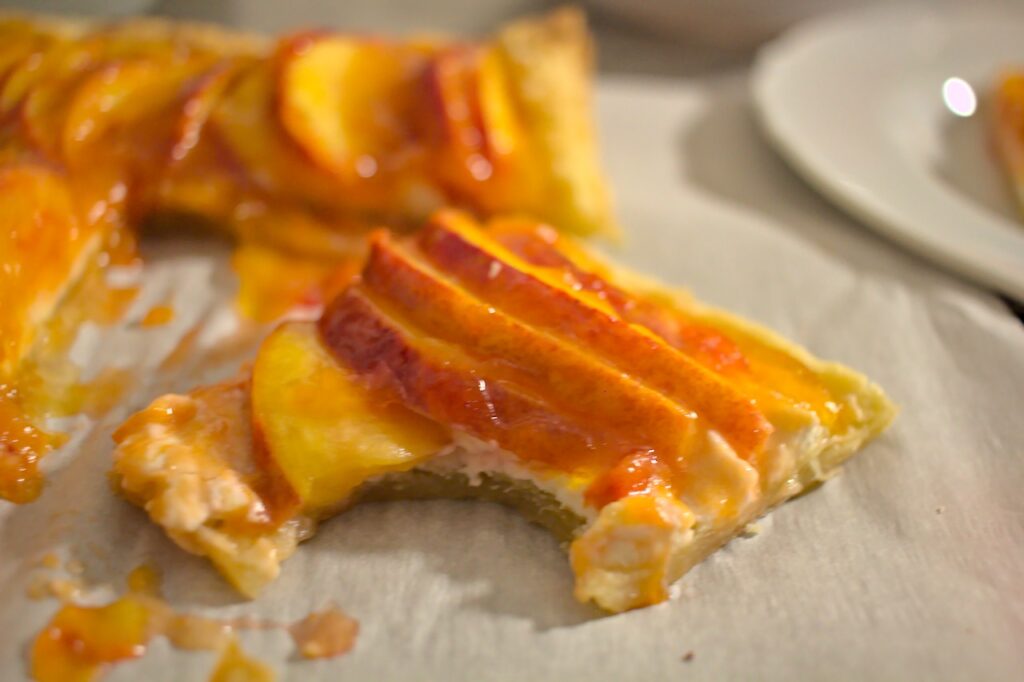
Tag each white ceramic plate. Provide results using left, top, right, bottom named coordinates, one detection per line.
left=753, top=2, right=1024, bottom=300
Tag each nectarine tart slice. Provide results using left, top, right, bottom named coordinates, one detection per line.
left=993, top=71, right=1024, bottom=214
left=0, top=8, right=612, bottom=502
left=112, top=211, right=896, bottom=612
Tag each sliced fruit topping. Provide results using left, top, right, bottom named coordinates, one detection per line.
left=61, top=59, right=193, bottom=171
left=11, top=46, right=100, bottom=159
left=251, top=321, right=449, bottom=515
left=0, top=27, right=56, bottom=108
left=213, top=62, right=344, bottom=208
left=488, top=218, right=750, bottom=373
left=421, top=46, right=537, bottom=211
left=486, top=217, right=842, bottom=428
left=583, top=451, right=671, bottom=510
left=167, top=59, right=242, bottom=166
left=2, top=33, right=190, bottom=155
left=416, top=210, right=773, bottom=457
left=359, top=232, right=699, bottom=460
left=0, top=40, right=77, bottom=121
left=320, top=286, right=643, bottom=472
left=276, top=34, right=421, bottom=188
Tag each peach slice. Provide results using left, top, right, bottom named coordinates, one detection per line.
left=360, top=232, right=698, bottom=460
left=487, top=219, right=842, bottom=429
left=5, top=33, right=178, bottom=150
left=251, top=321, right=448, bottom=515
left=60, top=59, right=187, bottom=168
left=422, top=48, right=488, bottom=183
left=0, top=43, right=64, bottom=119
left=7, top=45, right=99, bottom=158
left=421, top=46, right=537, bottom=212
left=475, top=48, right=525, bottom=163
left=417, top=211, right=773, bottom=457
left=276, top=34, right=417, bottom=187
left=150, top=60, right=249, bottom=223
left=488, top=219, right=750, bottom=373
left=212, top=62, right=343, bottom=208
left=167, top=59, right=242, bottom=166
left=0, top=30, right=54, bottom=102
left=320, top=287, right=643, bottom=472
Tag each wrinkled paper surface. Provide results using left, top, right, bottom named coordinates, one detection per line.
left=1, top=78, right=1022, bottom=682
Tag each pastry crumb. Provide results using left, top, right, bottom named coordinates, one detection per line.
left=682, top=651, right=695, bottom=662
left=740, top=522, right=762, bottom=537
left=29, top=577, right=85, bottom=601
left=27, top=574, right=53, bottom=600
left=935, top=506, right=945, bottom=514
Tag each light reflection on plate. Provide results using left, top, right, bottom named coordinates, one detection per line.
left=941, top=77, right=977, bottom=118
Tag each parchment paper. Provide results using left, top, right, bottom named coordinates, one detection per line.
left=1, top=76, right=1022, bottom=682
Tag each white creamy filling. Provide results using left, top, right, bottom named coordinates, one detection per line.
left=769, top=421, right=831, bottom=501
left=408, top=421, right=812, bottom=536
left=679, top=430, right=760, bottom=529
left=420, top=429, right=596, bottom=524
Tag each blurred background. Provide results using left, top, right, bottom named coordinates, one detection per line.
left=0, top=0, right=918, bottom=76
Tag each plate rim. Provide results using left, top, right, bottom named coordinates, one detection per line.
left=751, top=2, right=1024, bottom=301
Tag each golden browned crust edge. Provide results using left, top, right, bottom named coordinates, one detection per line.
left=619, top=272, right=897, bottom=591
left=496, top=6, right=617, bottom=238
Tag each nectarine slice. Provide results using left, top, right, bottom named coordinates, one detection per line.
left=418, top=211, right=773, bottom=457
left=320, top=286, right=652, bottom=473
left=360, top=232, right=698, bottom=459
left=62, top=59, right=199, bottom=170
left=487, top=218, right=841, bottom=429
left=488, top=218, right=749, bottom=372
left=421, top=46, right=537, bottom=212
left=251, top=321, right=448, bottom=514
left=0, top=30, right=54, bottom=101
left=2, top=34, right=177, bottom=137
left=276, top=34, right=417, bottom=186
left=167, top=59, right=242, bottom=165
left=213, top=63, right=343, bottom=208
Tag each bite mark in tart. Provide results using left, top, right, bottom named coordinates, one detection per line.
left=112, top=211, right=896, bottom=612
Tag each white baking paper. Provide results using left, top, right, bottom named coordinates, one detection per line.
left=1, top=76, right=1022, bottom=682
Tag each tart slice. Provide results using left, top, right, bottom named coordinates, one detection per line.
left=112, top=211, right=896, bottom=612
left=993, top=71, right=1024, bottom=214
